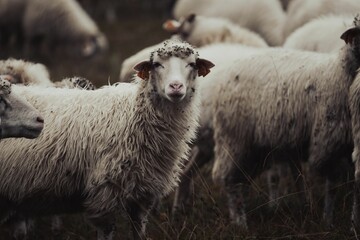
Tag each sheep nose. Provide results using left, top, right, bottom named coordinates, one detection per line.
left=169, top=82, right=183, bottom=91
left=36, top=116, right=44, bottom=124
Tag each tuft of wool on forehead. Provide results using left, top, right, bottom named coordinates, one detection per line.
left=150, top=39, right=199, bottom=62
left=0, top=79, right=11, bottom=95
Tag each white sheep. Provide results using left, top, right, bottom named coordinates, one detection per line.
left=163, top=14, right=268, bottom=48
left=172, top=0, right=286, bottom=46
left=283, top=15, right=354, bottom=53
left=0, top=76, right=43, bottom=139
left=0, top=39, right=214, bottom=240
left=0, top=0, right=108, bottom=58
left=0, top=59, right=52, bottom=86
left=284, top=0, right=360, bottom=37
left=172, top=43, right=266, bottom=213
left=211, top=17, right=360, bottom=229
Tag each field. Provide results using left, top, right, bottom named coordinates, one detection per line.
left=0, top=2, right=358, bottom=240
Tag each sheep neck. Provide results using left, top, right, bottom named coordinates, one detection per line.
left=341, top=42, right=360, bottom=82
left=124, top=79, right=199, bottom=198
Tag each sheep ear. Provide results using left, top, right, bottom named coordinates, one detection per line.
left=341, top=27, right=360, bottom=44
left=163, top=20, right=181, bottom=33
left=133, top=61, right=152, bottom=80
left=196, top=58, right=215, bottom=77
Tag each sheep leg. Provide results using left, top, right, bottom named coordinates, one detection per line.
left=352, top=158, right=360, bottom=231
left=87, top=214, right=116, bottom=240
left=225, top=182, right=248, bottom=229
left=11, top=216, right=35, bottom=240
left=323, top=178, right=336, bottom=228
left=267, top=163, right=281, bottom=207
left=51, top=215, right=63, bottom=236
left=288, top=159, right=307, bottom=204
left=126, top=198, right=155, bottom=240
left=172, top=145, right=213, bottom=215
left=12, top=219, right=28, bottom=240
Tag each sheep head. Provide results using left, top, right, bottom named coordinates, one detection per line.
left=134, top=39, right=214, bottom=103
left=0, top=76, right=44, bottom=139
left=341, top=15, right=360, bottom=44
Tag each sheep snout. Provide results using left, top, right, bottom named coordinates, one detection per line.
left=166, top=81, right=186, bottom=102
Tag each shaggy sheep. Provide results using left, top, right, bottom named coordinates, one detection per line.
left=0, top=0, right=108, bottom=58
left=0, top=39, right=214, bottom=239
left=284, top=0, right=360, bottom=37
left=163, top=14, right=268, bottom=48
left=0, top=76, right=43, bottom=139
left=0, top=59, right=52, bottom=86
left=172, top=0, right=286, bottom=46
left=210, top=17, right=360, bottom=229
left=284, top=15, right=354, bottom=53
left=172, top=44, right=265, bottom=213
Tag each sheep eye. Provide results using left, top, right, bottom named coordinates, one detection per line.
left=153, top=62, right=163, bottom=68
left=187, top=62, right=196, bottom=68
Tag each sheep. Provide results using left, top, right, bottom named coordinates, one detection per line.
left=284, top=15, right=354, bottom=53
left=0, top=76, right=44, bottom=139
left=0, top=39, right=214, bottom=240
left=210, top=17, right=360, bottom=229
left=284, top=0, right=360, bottom=38
left=172, top=43, right=306, bottom=213
left=172, top=44, right=267, bottom=213
left=0, top=0, right=108, bottom=58
left=163, top=14, right=268, bottom=48
left=172, top=0, right=286, bottom=46
left=0, top=59, right=52, bottom=86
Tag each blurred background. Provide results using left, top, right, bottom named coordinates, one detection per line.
left=0, top=0, right=173, bottom=87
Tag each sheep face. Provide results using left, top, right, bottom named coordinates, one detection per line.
left=134, top=40, right=214, bottom=103
left=152, top=55, right=197, bottom=103
left=0, top=77, right=44, bottom=139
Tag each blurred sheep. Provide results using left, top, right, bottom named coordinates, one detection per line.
left=0, top=0, right=108, bottom=58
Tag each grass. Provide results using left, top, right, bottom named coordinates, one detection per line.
left=0, top=163, right=356, bottom=240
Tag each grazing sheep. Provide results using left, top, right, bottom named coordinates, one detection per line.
left=211, top=17, right=360, bottom=229
left=0, top=39, right=214, bottom=239
left=163, top=14, right=268, bottom=48
left=172, top=0, right=286, bottom=46
left=284, top=15, right=354, bottom=53
left=0, top=0, right=108, bottom=58
left=0, top=76, right=43, bottom=139
left=284, top=0, right=360, bottom=37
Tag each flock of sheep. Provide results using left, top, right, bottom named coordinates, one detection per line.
left=3, top=0, right=360, bottom=239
